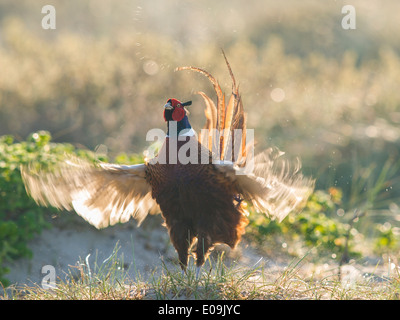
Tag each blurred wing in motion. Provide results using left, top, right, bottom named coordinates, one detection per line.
left=216, top=147, right=315, bottom=222
left=21, top=157, right=159, bottom=229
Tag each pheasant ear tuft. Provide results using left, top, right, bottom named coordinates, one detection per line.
left=181, top=101, right=192, bottom=107
left=172, top=107, right=185, bottom=121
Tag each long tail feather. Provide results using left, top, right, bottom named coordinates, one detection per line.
left=175, top=66, right=225, bottom=131
left=197, top=91, right=218, bottom=150
left=177, top=52, right=246, bottom=163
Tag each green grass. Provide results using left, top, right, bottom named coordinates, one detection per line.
left=2, top=244, right=400, bottom=300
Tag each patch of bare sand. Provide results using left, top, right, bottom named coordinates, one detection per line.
left=4, top=215, right=391, bottom=291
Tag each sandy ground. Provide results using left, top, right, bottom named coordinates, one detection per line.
left=3, top=214, right=391, bottom=293
left=6, top=221, right=170, bottom=286
left=4, top=215, right=285, bottom=288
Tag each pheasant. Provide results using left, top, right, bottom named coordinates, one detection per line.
left=21, top=54, right=314, bottom=276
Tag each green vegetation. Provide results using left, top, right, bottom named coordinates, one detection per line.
left=0, top=132, right=53, bottom=286
left=0, top=131, right=102, bottom=285
left=247, top=189, right=362, bottom=261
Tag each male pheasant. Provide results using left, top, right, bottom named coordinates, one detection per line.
left=21, top=55, right=314, bottom=275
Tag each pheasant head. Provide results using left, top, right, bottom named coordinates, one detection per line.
left=163, top=98, right=193, bottom=137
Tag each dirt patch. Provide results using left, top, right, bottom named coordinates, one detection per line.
left=4, top=214, right=391, bottom=291
left=4, top=215, right=282, bottom=287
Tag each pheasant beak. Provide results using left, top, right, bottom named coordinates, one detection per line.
left=164, top=102, right=173, bottom=110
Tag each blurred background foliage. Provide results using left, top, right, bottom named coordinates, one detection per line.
left=0, top=0, right=400, bottom=282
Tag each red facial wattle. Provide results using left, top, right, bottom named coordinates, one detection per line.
left=172, top=107, right=185, bottom=121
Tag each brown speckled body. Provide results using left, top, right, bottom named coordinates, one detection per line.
left=145, top=136, right=248, bottom=268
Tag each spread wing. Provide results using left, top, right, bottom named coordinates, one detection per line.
left=215, top=148, right=315, bottom=222
left=21, top=157, right=159, bottom=229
